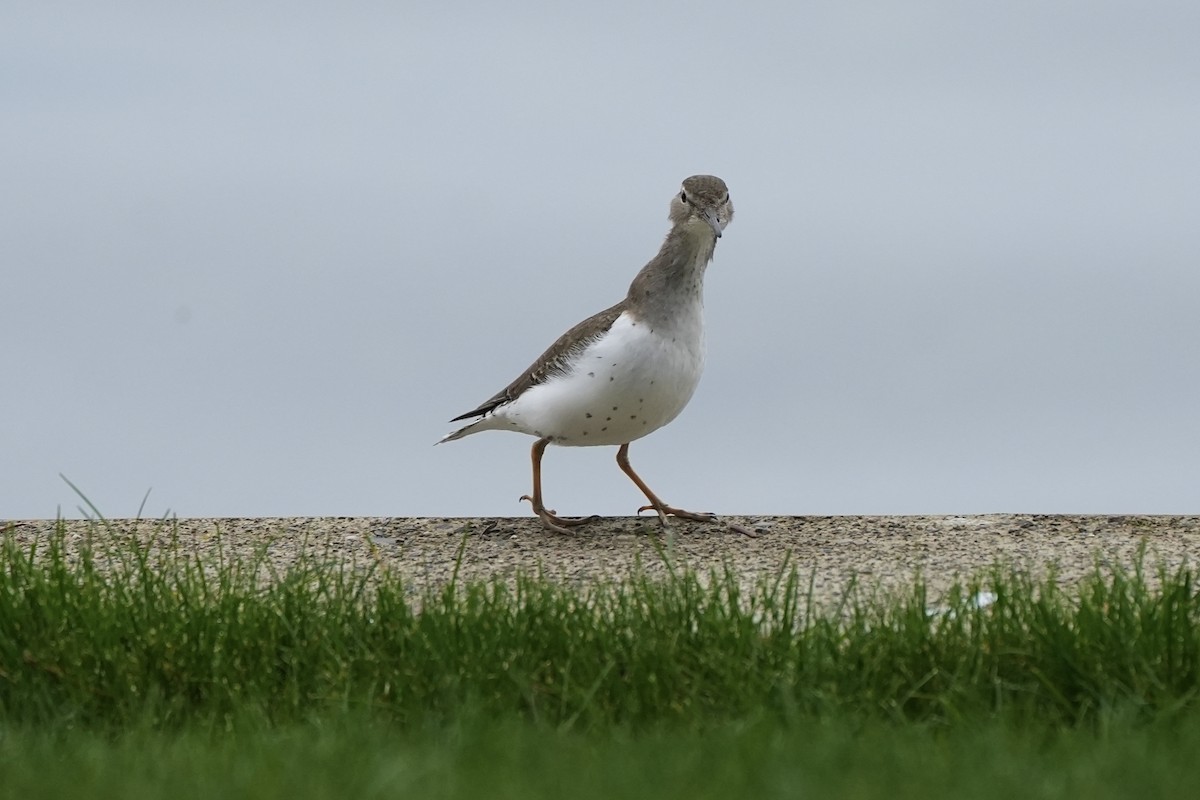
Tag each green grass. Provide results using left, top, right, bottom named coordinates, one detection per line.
left=4, top=714, right=1200, bottom=800
left=2, top=521, right=1199, bottom=797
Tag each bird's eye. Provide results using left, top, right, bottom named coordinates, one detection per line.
left=722, top=194, right=729, bottom=203
left=680, top=191, right=688, bottom=203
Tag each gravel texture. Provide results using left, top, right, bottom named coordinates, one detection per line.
left=5, top=515, right=1198, bottom=608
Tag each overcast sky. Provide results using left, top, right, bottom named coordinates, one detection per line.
left=4, top=1, right=1198, bottom=521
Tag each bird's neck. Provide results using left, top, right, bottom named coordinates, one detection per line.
left=624, top=222, right=716, bottom=326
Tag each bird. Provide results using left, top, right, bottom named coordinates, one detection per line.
left=438, top=175, right=733, bottom=534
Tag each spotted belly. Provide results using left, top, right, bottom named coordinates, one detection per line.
left=493, top=311, right=705, bottom=446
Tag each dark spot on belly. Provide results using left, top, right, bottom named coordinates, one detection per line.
left=612, top=406, right=618, bottom=411
left=609, top=376, right=614, bottom=382
left=601, top=426, right=608, bottom=432
left=585, top=412, right=592, bottom=418
left=630, top=414, right=637, bottom=420
left=605, top=416, right=612, bottom=421
left=588, top=371, right=595, bottom=378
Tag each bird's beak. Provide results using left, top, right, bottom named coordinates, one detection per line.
left=702, top=209, right=723, bottom=238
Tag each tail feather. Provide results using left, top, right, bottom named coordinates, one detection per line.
left=436, top=414, right=501, bottom=445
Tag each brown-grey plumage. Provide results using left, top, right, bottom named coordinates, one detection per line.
left=448, top=175, right=732, bottom=426
left=439, top=175, right=734, bottom=534
left=448, top=302, right=627, bottom=423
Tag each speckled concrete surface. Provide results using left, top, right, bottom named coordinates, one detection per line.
left=3, top=515, right=1198, bottom=608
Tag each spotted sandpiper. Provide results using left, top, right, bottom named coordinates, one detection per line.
left=439, top=175, right=733, bottom=534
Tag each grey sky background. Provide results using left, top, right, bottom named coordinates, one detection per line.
left=4, top=1, right=1198, bottom=521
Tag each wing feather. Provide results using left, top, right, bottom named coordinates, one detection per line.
left=448, top=301, right=626, bottom=422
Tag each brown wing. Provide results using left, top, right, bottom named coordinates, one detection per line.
left=449, top=300, right=627, bottom=422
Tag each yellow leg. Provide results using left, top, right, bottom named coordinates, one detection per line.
left=519, top=437, right=599, bottom=534
left=616, top=443, right=717, bottom=528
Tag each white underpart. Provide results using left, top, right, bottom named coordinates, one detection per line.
left=449, top=305, right=705, bottom=446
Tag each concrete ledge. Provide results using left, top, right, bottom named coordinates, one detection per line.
left=4, top=515, right=1198, bottom=607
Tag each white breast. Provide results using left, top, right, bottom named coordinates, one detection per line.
left=495, top=307, right=706, bottom=446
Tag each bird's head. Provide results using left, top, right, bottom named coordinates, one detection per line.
left=669, top=175, right=733, bottom=238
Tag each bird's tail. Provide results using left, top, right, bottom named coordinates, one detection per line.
left=435, top=415, right=494, bottom=445
left=435, top=427, right=468, bottom=445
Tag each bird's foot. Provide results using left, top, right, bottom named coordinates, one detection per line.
left=520, top=495, right=601, bottom=535
left=636, top=504, right=719, bottom=528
